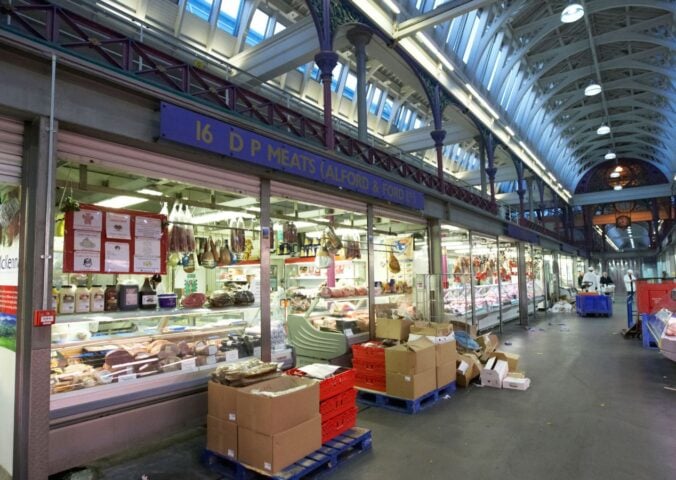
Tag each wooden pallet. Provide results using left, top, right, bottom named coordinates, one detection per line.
left=204, top=427, right=372, bottom=479
left=356, top=382, right=456, bottom=414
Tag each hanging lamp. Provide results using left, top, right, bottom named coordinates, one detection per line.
left=584, top=81, right=602, bottom=96
left=560, top=3, right=584, bottom=23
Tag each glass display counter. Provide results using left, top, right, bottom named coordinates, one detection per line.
left=50, top=305, right=261, bottom=415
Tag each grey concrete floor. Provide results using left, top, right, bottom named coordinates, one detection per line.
left=83, top=307, right=676, bottom=480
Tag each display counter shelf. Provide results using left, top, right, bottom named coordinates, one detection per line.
left=50, top=356, right=254, bottom=418
left=55, top=305, right=260, bottom=324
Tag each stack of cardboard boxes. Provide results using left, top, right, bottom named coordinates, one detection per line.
left=207, top=376, right=322, bottom=474
left=384, top=338, right=436, bottom=399
left=409, top=321, right=457, bottom=390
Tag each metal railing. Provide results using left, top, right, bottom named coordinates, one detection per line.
left=0, top=0, right=552, bottom=220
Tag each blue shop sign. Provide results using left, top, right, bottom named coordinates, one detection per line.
left=160, top=103, right=425, bottom=210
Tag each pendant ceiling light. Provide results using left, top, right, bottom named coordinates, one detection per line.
left=561, top=3, right=584, bottom=23
left=613, top=185, right=623, bottom=191
left=597, top=124, right=611, bottom=135
left=604, top=151, right=616, bottom=160
left=609, top=171, right=620, bottom=179
left=585, top=81, right=602, bottom=96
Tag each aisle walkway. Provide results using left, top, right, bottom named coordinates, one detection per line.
left=334, top=311, right=675, bottom=480
left=75, top=309, right=675, bottom=480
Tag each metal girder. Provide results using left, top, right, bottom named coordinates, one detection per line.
left=493, top=1, right=674, bottom=103
left=572, top=184, right=673, bottom=206
left=509, top=28, right=674, bottom=119
left=467, top=0, right=527, bottom=73
left=393, top=0, right=498, bottom=39
left=228, top=18, right=321, bottom=81
left=528, top=13, right=674, bottom=65
left=497, top=190, right=554, bottom=206
left=383, top=117, right=477, bottom=152
left=456, top=165, right=518, bottom=185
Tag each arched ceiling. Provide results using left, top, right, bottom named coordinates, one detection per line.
left=58, top=0, right=675, bottom=203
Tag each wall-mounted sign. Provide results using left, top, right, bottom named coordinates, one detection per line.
left=63, top=204, right=167, bottom=275
left=159, top=102, right=425, bottom=211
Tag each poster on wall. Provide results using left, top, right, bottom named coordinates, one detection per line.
left=0, top=188, right=20, bottom=353
left=0, top=186, right=20, bottom=478
left=62, top=204, right=167, bottom=275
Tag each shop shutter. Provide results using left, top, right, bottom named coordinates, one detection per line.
left=56, top=131, right=260, bottom=197
left=270, top=181, right=367, bottom=214
left=0, top=116, right=23, bottom=184
left=372, top=206, right=427, bottom=226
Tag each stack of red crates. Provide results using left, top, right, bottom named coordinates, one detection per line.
left=286, top=367, right=357, bottom=443
left=352, top=341, right=386, bottom=392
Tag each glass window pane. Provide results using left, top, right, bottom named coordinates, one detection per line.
left=249, top=9, right=269, bottom=35
left=343, top=72, right=357, bottom=100
left=186, top=0, right=213, bottom=22
left=273, top=21, right=286, bottom=34
left=382, top=97, right=394, bottom=121
left=217, top=0, right=242, bottom=34
left=369, top=87, right=382, bottom=114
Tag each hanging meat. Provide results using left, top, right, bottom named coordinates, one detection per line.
left=388, top=248, right=401, bottom=274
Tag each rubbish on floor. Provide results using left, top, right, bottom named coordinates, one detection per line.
left=504, top=341, right=512, bottom=346
left=548, top=301, right=573, bottom=313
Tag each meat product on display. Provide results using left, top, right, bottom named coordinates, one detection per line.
left=103, top=348, right=135, bottom=372
left=182, top=292, right=206, bottom=309
left=159, top=356, right=182, bottom=372
left=388, top=249, right=401, bottom=274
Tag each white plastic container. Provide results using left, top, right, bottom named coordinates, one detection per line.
left=59, top=285, right=76, bottom=314
left=75, top=286, right=90, bottom=313
left=90, top=285, right=105, bottom=313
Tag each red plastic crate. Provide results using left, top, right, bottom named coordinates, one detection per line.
left=322, top=406, right=358, bottom=444
left=285, top=367, right=355, bottom=402
left=354, top=370, right=386, bottom=392
left=352, top=356, right=385, bottom=373
left=320, top=388, right=357, bottom=418
left=352, top=341, right=385, bottom=361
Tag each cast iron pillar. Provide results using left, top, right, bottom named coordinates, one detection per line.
left=478, top=135, right=487, bottom=196
left=314, top=50, right=338, bottom=151
left=484, top=130, right=497, bottom=203
left=347, top=27, right=372, bottom=143
left=430, top=129, right=447, bottom=191
left=651, top=199, right=660, bottom=248
left=527, top=177, right=534, bottom=222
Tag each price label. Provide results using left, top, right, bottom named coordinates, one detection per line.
left=225, top=350, right=239, bottom=362
left=344, top=328, right=354, bottom=337
left=253, top=346, right=261, bottom=358
left=181, top=357, right=197, bottom=372
left=118, top=373, right=138, bottom=383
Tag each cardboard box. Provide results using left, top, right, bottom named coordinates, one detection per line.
left=207, top=415, right=238, bottom=459
left=376, top=317, right=412, bottom=340
left=208, top=381, right=239, bottom=423
left=476, top=334, right=500, bottom=362
left=434, top=340, right=457, bottom=366
left=451, top=321, right=478, bottom=338
left=237, top=376, right=319, bottom=435
left=436, top=361, right=456, bottom=388
left=456, top=353, right=481, bottom=388
left=408, top=332, right=455, bottom=345
left=386, top=369, right=436, bottom=400
left=410, top=321, right=453, bottom=337
left=480, top=357, right=508, bottom=388
left=385, top=338, right=435, bottom=375
left=490, top=351, right=520, bottom=372
left=238, top=415, right=321, bottom=474
left=502, top=376, right=531, bottom=391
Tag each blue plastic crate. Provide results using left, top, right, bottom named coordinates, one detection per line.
left=640, top=314, right=659, bottom=350
left=576, top=295, right=612, bottom=317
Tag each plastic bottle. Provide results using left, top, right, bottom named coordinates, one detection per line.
left=90, top=285, right=105, bottom=313
left=59, top=285, right=75, bottom=314
left=75, top=285, right=90, bottom=313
